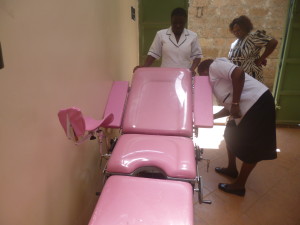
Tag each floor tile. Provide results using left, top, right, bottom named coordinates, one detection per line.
left=194, top=126, right=300, bottom=225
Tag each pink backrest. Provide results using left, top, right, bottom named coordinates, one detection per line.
left=103, top=81, right=129, bottom=129
left=193, top=76, right=213, bottom=128
left=122, top=68, right=193, bottom=137
left=58, top=107, right=85, bottom=139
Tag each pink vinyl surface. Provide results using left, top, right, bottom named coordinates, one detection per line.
left=107, top=134, right=196, bottom=179
left=58, top=107, right=85, bottom=137
left=103, top=81, right=129, bottom=128
left=58, top=107, right=113, bottom=138
left=122, top=67, right=193, bottom=137
left=88, top=176, right=193, bottom=225
left=193, top=76, right=213, bottom=128
left=83, top=114, right=113, bottom=131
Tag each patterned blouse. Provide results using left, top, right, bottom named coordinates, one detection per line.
left=228, top=30, right=273, bottom=83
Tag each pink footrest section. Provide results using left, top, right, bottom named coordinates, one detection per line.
left=88, top=176, right=194, bottom=225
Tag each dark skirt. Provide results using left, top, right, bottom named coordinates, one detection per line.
left=224, top=90, right=277, bottom=163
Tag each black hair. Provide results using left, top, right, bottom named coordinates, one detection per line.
left=229, top=15, right=253, bottom=33
left=171, top=7, right=187, bottom=18
left=197, top=59, right=214, bottom=75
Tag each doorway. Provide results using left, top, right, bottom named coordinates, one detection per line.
left=138, top=0, right=188, bottom=66
left=273, top=0, right=300, bottom=125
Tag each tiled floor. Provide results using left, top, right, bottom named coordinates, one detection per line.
left=193, top=126, right=300, bottom=225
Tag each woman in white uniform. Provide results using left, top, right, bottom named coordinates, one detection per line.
left=198, top=58, right=277, bottom=196
left=134, top=8, right=203, bottom=75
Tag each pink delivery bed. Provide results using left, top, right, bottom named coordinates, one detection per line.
left=57, top=67, right=213, bottom=219
left=88, top=175, right=193, bottom=225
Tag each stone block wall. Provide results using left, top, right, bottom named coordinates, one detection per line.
left=188, top=0, right=290, bottom=89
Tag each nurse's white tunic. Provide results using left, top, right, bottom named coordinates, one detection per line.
left=148, top=27, right=203, bottom=68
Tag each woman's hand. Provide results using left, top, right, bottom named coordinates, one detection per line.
left=230, top=104, right=241, bottom=118
left=256, top=38, right=278, bottom=66
left=134, top=55, right=156, bottom=72
left=190, top=58, right=201, bottom=76
left=133, top=66, right=142, bottom=73
left=189, top=69, right=196, bottom=76
left=255, top=58, right=267, bottom=66
left=213, top=108, right=230, bottom=119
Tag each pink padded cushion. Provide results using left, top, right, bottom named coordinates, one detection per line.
left=122, top=67, right=193, bottom=137
left=103, top=81, right=129, bottom=129
left=83, top=114, right=113, bottom=131
left=107, top=134, right=196, bottom=179
left=58, top=107, right=114, bottom=138
left=193, top=76, right=213, bottom=128
left=88, top=176, right=193, bottom=225
left=58, top=107, right=85, bottom=137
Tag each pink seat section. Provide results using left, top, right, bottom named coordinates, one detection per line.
left=193, top=76, right=213, bottom=128
left=122, top=67, right=193, bottom=137
left=88, top=176, right=193, bottom=225
left=107, top=134, right=196, bottom=179
left=103, top=81, right=129, bottom=129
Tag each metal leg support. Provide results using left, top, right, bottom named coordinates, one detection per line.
left=195, top=145, right=212, bottom=204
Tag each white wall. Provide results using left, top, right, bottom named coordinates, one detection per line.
left=0, top=0, right=138, bottom=224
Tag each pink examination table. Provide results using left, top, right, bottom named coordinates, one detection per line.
left=58, top=68, right=213, bottom=225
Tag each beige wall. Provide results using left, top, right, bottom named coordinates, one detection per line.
left=0, top=0, right=138, bottom=225
left=188, top=0, right=290, bottom=89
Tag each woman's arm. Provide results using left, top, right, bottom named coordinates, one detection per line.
left=214, top=108, right=230, bottom=119
left=134, top=31, right=162, bottom=72
left=190, top=58, right=201, bottom=76
left=133, top=55, right=156, bottom=72
left=230, top=67, right=245, bottom=118
left=143, top=55, right=156, bottom=67
left=255, top=38, right=278, bottom=66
